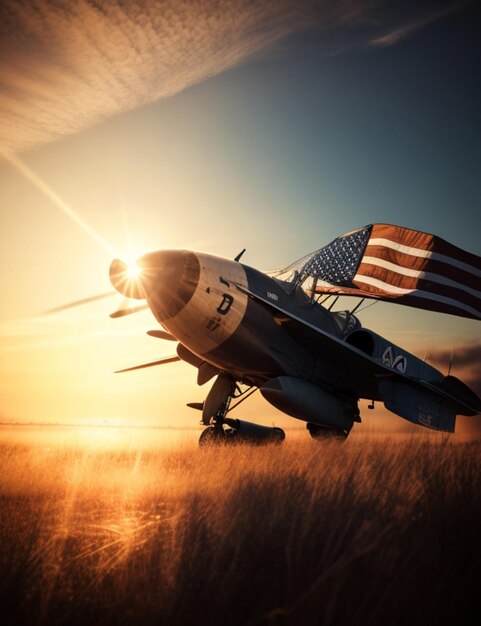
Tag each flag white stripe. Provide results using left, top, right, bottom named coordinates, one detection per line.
left=354, top=274, right=481, bottom=319
left=368, top=238, right=481, bottom=278
left=361, top=256, right=481, bottom=300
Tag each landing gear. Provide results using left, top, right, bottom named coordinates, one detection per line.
left=198, top=425, right=226, bottom=446
left=306, top=422, right=350, bottom=441
left=199, top=421, right=286, bottom=445
left=198, top=376, right=285, bottom=445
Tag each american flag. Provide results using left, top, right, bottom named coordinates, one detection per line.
left=303, top=224, right=481, bottom=321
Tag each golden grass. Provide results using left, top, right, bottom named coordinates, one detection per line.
left=0, top=431, right=479, bottom=626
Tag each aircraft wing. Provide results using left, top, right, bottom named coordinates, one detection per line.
left=235, top=283, right=481, bottom=432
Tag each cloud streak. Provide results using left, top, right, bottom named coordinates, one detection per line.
left=370, top=1, right=471, bottom=47
left=0, top=0, right=317, bottom=152
left=0, top=0, right=464, bottom=153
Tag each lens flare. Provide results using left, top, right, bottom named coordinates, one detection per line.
left=126, top=261, right=141, bottom=280
left=0, top=151, right=117, bottom=257
left=109, top=258, right=146, bottom=299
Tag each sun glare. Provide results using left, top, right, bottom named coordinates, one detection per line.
left=1, top=151, right=118, bottom=257
left=126, top=261, right=141, bottom=280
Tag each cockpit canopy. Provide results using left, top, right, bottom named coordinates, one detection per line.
left=269, top=236, right=364, bottom=338
left=331, top=309, right=362, bottom=336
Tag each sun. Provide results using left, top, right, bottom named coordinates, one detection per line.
left=125, top=261, right=141, bottom=280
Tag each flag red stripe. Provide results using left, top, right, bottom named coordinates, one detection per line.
left=371, top=223, right=433, bottom=251
left=356, top=262, right=481, bottom=310
left=371, top=224, right=481, bottom=270
left=363, top=245, right=480, bottom=290
left=395, top=294, right=480, bottom=320
left=314, top=283, right=481, bottom=320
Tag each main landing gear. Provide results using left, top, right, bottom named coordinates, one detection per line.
left=197, top=374, right=285, bottom=446
left=199, top=416, right=285, bottom=447
left=306, top=422, right=351, bottom=441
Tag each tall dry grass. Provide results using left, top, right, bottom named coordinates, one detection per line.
left=0, top=432, right=479, bottom=626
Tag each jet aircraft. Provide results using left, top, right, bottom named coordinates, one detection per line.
left=108, top=224, right=481, bottom=444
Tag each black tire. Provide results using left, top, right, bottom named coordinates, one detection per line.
left=271, top=427, right=286, bottom=444
left=198, top=426, right=226, bottom=446
left=306, top=422, right=349, bottom=441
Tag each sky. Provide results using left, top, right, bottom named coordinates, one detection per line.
left=0, top=0, right=480, bottom=434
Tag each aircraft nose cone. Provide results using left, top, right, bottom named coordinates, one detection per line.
left=109, top=258, right=147, bottom=299
left=142, top=250, right=200, bottom=321
left=110, top=250, right=200, bottom=321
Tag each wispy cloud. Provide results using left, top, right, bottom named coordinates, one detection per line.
left=370, top=1, right=470, bottom=47
left=0, top=1, right=464, bottom=153
left=0, top=0, right=317, bottom=152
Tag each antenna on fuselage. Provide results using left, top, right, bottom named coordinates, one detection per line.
left=234, top=249, right=246, bottom=262
left=447, top=346, right=455, bottom=376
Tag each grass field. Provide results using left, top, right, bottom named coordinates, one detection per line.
left=0, top=428, right=479, bottom=626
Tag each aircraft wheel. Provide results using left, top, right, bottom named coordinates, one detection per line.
left=198, top=426, right=226, bottom=446
left=271, top=427, right=286, bottom=444
left=306, top=422, right=349, bottom=441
